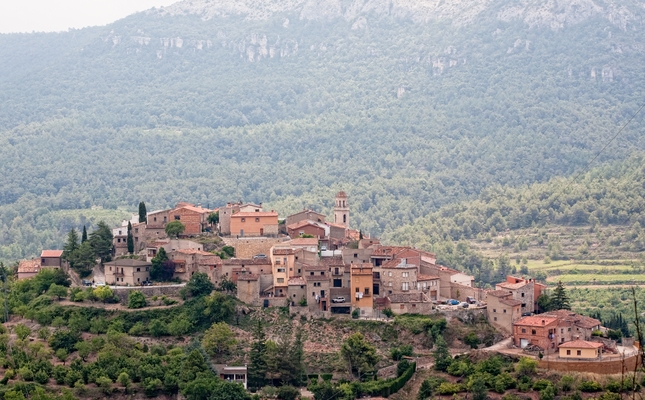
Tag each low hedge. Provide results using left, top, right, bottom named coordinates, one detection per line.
left=355, top=362, right=416, bottom=398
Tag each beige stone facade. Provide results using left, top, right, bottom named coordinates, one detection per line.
left=285, top=209, right=326, bottom=227
left=558, top=340, right=602, bottom=359
left=220, top=203, right=263, bottom=236
left=387, top=293, right=433, bottom=315
left=104, top=259, right=151, bottom=286
left=222, top=237, right=285, bottom=259
left=237, top=275, right=260, bottom=306
left=230, top=211, right=279, bottom=237
left=487, top=290, right=522, bottom=334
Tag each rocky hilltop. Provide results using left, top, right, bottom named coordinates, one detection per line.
left=156, top=0, right=645, bottom=29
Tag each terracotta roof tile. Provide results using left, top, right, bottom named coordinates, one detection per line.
left=514, top=316, right=558, bottom=327
left=288, top=277, right=306, bottom=285
left=487, top=290, right=514, bottom=298
left=41, top=250, right=63, bottom=258
left=18, top=259, right=41, bottom=273
left=273, top=248, right=295, bottom=255
left=288, top=238, right=319, bottom=246
left=238, top=274, right=259, bottom=281
left=175, top=249, right=213, bottom=256
left=497, top=281, right=530, bottom=290
left=417, top=274, right=439, bottom=281
left=558, top=340, right=603, bottom=349
left=233, top=212, right=278, bottom=217
left=381, top=259, right=417, bottom=269
left=222, top=258, right=272, bottom=265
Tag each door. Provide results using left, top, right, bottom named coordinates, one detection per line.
left=520, top=339, right=529, bottom=349
left=240, top=229, right=244, bottom=237
left=322, top=301, right=327, bottom=311
left=260, top=228, right=264, bottom=235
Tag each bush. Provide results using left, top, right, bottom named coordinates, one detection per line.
left=276, top=385, right=300, bottom=400
left=397, top=360, right=411, bottom=377
left=18, top=367, right=33, bottom=382
left=596, top=392, right=622, bottom=400
left=321, top=374, right=333, bottom=381
left=540, top=384, right=556, bottom=400
left=34, top=370, right=49, bottom=385
left=148, top=320, right=167, bottom=337
left=448, top=360, right=473, bottom=377
left=494, top=372, right=516, bottom=393
left=49, top=329, right=81, bottom=352
left=128, top=322, right=146, bottom=336
left=128, top=291, right=147, bottom=309
left=383, top=308, right=394, bottom=318
left=515, top=356, right=538, bottom=377
left=533, top=379, right=552, bottom=391
left=464, top=331, right=480, bottom=349
left=578, top=380, right=603, bottom=392
left=352, top=309, right=360, bottom=319
left=436, top=382, right=463, bottom=395
left=560, top=375, right=575, bottom=392
left=418, top=376, right=447, bottom=399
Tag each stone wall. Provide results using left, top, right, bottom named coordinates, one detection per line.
left=222, top=237, right=286, bottom=259
left=111, top=285, right=184, bottom=304
left=537, top=354, right=640, bottom=374
left=450, top=282, right=486, bottom=302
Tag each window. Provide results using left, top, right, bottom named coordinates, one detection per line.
left=163, top=216, right=167, bottom=222
left=136, top=268, right=140, bottom=272
left=521, top=293, right=525, bottom=297
left=402, top=272, right=409, bottom=278
left=276, top=260, right=281, bottom=265
left=355, top=288, right=359, bottom=292
left=568, top=328, right=571, bottom=331
left=388, top=272, right=392, bottom=277
left=146, top=267, right=149, bottom=271
left=241, top=218, right=246, bottom=222
left=494, top=317, right=497, bottom=321
left=364, top=288, right=369, bottom=295
left=320, top=271, right=325, bottom=275
left=255, top=218, right=259, bottom=222
left=154, top=217, right=157, bottom=222
left=532, top=330, right=536, bottom=335
left=388, top=282, right=392, bottom=287
left=521, top=328, right=526, bottom=333
left=354, top=253, right=358, bottom=258
left=576, top=350, right=581, bottom=356
left=283, top=258, right=287, bottom=264
left=493, top=309, right=497, bottom=313
left=174, top=215, right=180, bottom=220
left=561, top=329, right=564, bottom=333
left=503, top=309, right=507, bottom=313
left=567, top=350, right=571, bottom=355
left=117, top=238, right=121, bottom=243
left=402, top=282, right=409, bottom=291
left=277, top=278, right=284, bottom=283
left=277, top=268, right=285, bottom=273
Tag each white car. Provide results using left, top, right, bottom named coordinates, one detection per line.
left=332, top=297, right=345, bottom=303
left=92, top=282, right=106, bottom=288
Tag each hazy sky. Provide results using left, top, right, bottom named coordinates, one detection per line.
left=0, top=0, right=178, bottom=34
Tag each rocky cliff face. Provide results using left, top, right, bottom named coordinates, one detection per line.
left=155, top=0, right=645, bottom=30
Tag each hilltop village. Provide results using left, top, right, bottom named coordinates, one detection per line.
left=17, top=192, right=638, bottom=375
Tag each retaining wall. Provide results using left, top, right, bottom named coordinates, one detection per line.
left=111, top=285, right=183, bottom=304
left=537, top=355, right=641, bottom=374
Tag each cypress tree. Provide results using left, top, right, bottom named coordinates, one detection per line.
left=550, top=280, right=571, bottom=310
left=127, top=221, right=134, bottom=254
left=81, top=226, right=88, bottom=243
left=138, top=202, right=147, bottom=223
left=248, top=321, right=267, bottom=390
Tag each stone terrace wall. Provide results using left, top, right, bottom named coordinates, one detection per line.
left=538, top=355, right=640, bottom=374
left=111, top=285, right=183, bottom=304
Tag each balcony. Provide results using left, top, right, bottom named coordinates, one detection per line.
left=332, top=269, right=343, bottom=276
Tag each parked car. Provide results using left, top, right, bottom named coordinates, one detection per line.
left=82, top=280, right=92, bottom=287
left=93, top=281, right=106, bottom=288
left=466, top=296, right=478, bottom=304
left=142, top=281, right=153, bottom=286
left=459, top=302, right=469, bottom=308
left=253, top=254, right=267, bottom=259
left=332, top=296, right=346, bottom=303
left=446, top=299, right=460, bottom=306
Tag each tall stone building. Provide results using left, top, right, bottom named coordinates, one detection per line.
left=333, top=191, right=349, bottom=228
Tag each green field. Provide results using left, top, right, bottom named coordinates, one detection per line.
left=547, top=274, right=645, bottom=285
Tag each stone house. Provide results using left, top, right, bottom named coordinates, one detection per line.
left=146, top=239, right=204, bottom=261
left=287, top=220, right=327, bottom=239
left=496, top=277, right=535, bottom=314
left=306, top=274, right=330, bottom=313
left=342, top=247, right=374, bottom=265
left=486, top=290, right=522, bottom=334
left=169, top=249, right=222, bottom=281
left=169, top=203, right=212, bottom=235
left=287, top=276, right=307, bottom=306
left=41, top=250, right=64, bottom=268
left=220, top=258, right=272, bottom=283
left=17, top=259, right=41, bottom=280
left=230, top=211, right=279, bottom=237
left=558, top=340, right=603, bottom=359
left=350, top=263, right=373, bottom=318
left=542, top=310, right=602, bottom=344
left=386, top=293, right=433, bottom=315
left=285, top=209, right=326, bottom=227
left=513, top=315, right=559, bottom=353
left=104, top=259, right=152, bottom=286
left=271, top=247, right=295, bottom=295
left=327, top=223, right=347, bottom=240
left=219, top=202, right=263, bottom=236
left=417, top=274, right=440, bottom=301
left=237, top=275, right=260, bottom=306
left=380, top=258, right=418, bottom=297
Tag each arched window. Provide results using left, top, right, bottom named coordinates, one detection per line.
left=343, top=214, right=346, bottom=223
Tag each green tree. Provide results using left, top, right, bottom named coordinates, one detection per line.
left=433, top=335, right=452, bottom=372
left=202, top=322, right=237, bottom=359
left=550, top=281, right=571, bottom=310
left=165, top=220, right=185, bottom=238
left=208, top=211, right=219, bottom=226
left=217, top=276, right=236, bottom=293
left=537, top=293, right=551, bottom=312
left=89, top=221, right=113, bottom=263
left=127, top=221, right=134, bottom=253
left=184, top=272, right=214, bottom=298
left=94, top=285, right=114, bottom=303
left=68, top=241, right=96, bottom=276
left=128, top=290, right=147, bottom=309
left=117, top=372, right=131, bottom=394
left=75, top=340, right=91, bottom=361
left=277, top=385, right=300, bottom=400
left=62, top=229, right=80, bottom=265
left=81, top=225, right=88, bottom=243
left=150, top=247, right=174, bottom=281
left=139, top=202, right=147, bottom=223
left=55, top=348, right=69, bottom=364
left=210, top=381, right=252, bottom=400
left=148, top=320, right=167, bottom=337
left=14, top=324, right=31, bottom=340
left=47, top=283, right=68, bottom=300
left=340, top=332, right=379, bottom=380
left=468, top=373, right=488, bottom=400
left=248, top=321, right=267, bottom=390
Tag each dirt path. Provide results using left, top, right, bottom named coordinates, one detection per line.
left=56, top=300, right=183, bottom=311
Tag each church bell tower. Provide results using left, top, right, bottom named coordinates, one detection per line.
left=334, top=191, right=349, bottom=228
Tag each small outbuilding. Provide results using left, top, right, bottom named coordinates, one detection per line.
left=558, top=340, right=603, bottom=359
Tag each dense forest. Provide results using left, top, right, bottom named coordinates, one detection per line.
left=0, top=0, right=644, bottom=262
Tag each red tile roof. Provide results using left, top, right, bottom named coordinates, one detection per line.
left=381, top=259, right=417, bottom=269
left=18, top=259, right=41, bottom=273
left=233, top=212, right=278, bottom=217
left=558, top=340, right=603, bottom=349
left=487, top=290, right=514, bottom=298
left=288, top=238, right=319, bottom=246
left=327, top=222, right=347, bottom=229
left=222, top=258, right=272, bottom=265
left=514, top=316, right=558, bottom=327
left=273, top=248, right=295, bottom=255
left=288, top=277, right=306, bottom=285
left=41, top=250, right=63, bottom=258
left=336, top=191, right=347, bottom=198
left=175, top=249, right=213, bottom=256
left=417, top=274, right=439, bottom=281
left=287, top=220, right=324, bottom=230
left=497, top=281, right=529, bottom=290
left=175, top=204, right=212, bottom=214
left=371, top=246, right=411, bottom=257
left=238, top=274, right=259, bottom=281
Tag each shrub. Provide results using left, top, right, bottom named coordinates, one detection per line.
left=352, top=309, right=360, bottom=319
left=397, top=360, right=411, bottom=377
left=494, top=372, right=516, bottom=393
left=515, top=356, right=538, bottom=377
left=560, top=375, right=575, bottom=392
left=34, top=370, right=49, bottom=385
left=276, top=385, right=300, bottom=400
left=540, top=384, right=556, bottom=400
left=533, top=379, right=552, bottom=391
left=128, top=322, right=146, bottom=336
left=128, top=291, right=147, bottom=309
left=578, top=380, right=603, bottom=392
left=148, top=320, right=167, bottom=337
left=596, top=392, right=622, bottom=400
left=436, top=382, right=463, bottom=395
left=464, top=331, right=480, bottom=349
left=418, top=376, right=447, bottom=399
left=18, top=367, right=33, bottom=382
left=95, top=376, right=113, bottom=394
left=49, top=330, right=81, bottom=352
left=448, top=360, right=473, bottom=377
left=321, top=374, right=333, bottom=381
left=383, top=308, right=394, bottom=318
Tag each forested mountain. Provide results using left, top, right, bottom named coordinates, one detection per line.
left=0, top=0, right=644, bottom=261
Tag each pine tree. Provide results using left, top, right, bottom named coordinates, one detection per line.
left=138, top=202, right=147, bottom=224
left=81, top=226, right=88, bottom=243
left=127, top=221, right=134, bottom=254
left=62, top=229, right=80, bottom=266
left=433, top=335, right=452, bottom=372
left=290, top=328, right=305, bottom=386
left=550, top=280, right=571, bottom=310
left=89, top=221, right=114, bottom=263
left=248, top=321, right=267, bottom=390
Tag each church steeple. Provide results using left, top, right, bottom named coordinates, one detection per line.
left=334, top=191, right=349, bottom=228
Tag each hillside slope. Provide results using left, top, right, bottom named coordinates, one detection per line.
left=0, top=0, right=644, bottom=261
